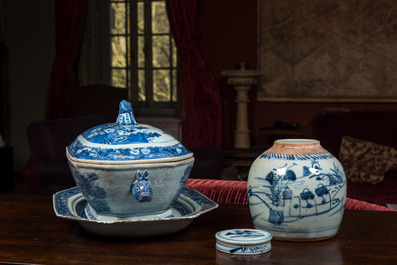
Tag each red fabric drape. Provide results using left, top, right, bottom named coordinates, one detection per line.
left=45, top=0, right=87, bottom=120
left=166, top=0, right=222, bottom=147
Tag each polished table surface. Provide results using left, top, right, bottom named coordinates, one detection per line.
left=0, top=192, right=397, bottom=265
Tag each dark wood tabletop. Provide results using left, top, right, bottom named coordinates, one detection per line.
left=0, top=192, right=397, bottom=265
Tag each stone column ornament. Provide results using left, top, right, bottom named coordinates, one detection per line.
left=222, top=69, right=260, bottom=148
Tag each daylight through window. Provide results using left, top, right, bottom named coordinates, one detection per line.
left=110, top=0, right=177, bottom=113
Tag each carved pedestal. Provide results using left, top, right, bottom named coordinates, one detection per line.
left=222, top=70, right=260, bottom=148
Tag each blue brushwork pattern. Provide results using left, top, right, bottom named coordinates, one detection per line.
left=249, top=154, right=346, bottom=228
left=74, top=170, right=111, bottom=214
left=260, top=152, right=334, bottom=161
left=66, top=99, right=191, bottom=161
left=53, top=187, right=81, bottom=217
left=225, top=229, right=270, bottom=239
left=67, top=140, right=190, bottom=161
left=216, top=229, right=272, bottom=255
left=116, top=100, right=137, bottom=125
left=80, top=123, right=163, bottom=145
left=217, top=242, right=271, bottom=255
left=53, top=187, right=218, bottom=221
left=170, top=163, right=193, bottom=205
left=181, top=188, right=218, bottom=217
left=172, top=200, right=191, bottom=216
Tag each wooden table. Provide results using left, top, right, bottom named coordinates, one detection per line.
left=0, top=192, right=397, bottom=264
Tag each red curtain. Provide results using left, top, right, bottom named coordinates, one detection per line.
left=166, top=0, right=222, bottom=147
left=45, top=0, right=87, bottom=119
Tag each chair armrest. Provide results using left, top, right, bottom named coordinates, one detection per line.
left=186, top=178, right=397, bottom=212
left=186, top=179, right=248, bottom=205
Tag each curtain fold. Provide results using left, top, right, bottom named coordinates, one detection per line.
left=45, top=0, right=87, bottom=119
left=166, top=0, right=222, bottom=147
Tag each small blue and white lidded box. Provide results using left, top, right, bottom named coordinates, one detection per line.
left=215, top=229, right=272, bottom=255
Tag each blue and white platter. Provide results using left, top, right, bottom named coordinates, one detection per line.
left=53, top=187, right=218, bottom=237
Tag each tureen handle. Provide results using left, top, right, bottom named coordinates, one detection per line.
left=116, top=100, right=138, bottom=125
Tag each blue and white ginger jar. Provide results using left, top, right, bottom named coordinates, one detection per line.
left=247, top=139, right=346, bottom=241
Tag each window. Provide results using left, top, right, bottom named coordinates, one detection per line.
left=110, top=0, right=178, bottom=115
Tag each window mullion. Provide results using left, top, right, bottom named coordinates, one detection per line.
left=169, top=31, right=174, bottom=102
left=144, top=0, right=153, bottom=108
left=109, top=0, right=177, bottom=115
left=125, top=0, right=129, bottom=94
left=130, top=0, right=138, bottom=104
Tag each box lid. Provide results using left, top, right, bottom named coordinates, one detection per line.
left=215, top=229, right=272, bottom=255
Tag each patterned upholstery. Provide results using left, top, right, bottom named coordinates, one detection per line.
left=339, top=136, right=397, bottom=184
left=309, top=111, right=397, bottom=205
left=186, top=179, right=397, bottom=212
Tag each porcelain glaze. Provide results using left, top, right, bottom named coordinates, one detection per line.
left=66, top=100, right=194, bottom=219
left=53, top=187, right=218, bottom=237
left=215, top=229, right=272, bottom=255
left=247, top=139, right=347, bottom=241
left=67, top=100, right=191, bottom=163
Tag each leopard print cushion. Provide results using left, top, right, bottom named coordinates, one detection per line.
left=338, top=136, right=397, bottom=184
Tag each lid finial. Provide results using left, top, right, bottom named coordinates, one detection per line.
left=116, top=100, right=137, bottom=125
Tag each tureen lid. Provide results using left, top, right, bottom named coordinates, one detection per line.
left=66, top=100, right=192, bottom=164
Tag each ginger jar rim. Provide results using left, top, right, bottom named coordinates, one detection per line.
left=266, top=139, right=328, bottom=155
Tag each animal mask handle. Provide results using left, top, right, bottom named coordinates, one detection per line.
left=131, top=170, right=153, bottom=202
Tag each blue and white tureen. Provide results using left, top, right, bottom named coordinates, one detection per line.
left=66, top=100, right=194, bottom=220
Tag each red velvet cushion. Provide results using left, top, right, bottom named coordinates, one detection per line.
left=347, top=172, right=397, bottom=205
left=345, top=197, right=397, bottom=212
left=186, top=179, right=248, bottom=205
left=186, top=179, right=397, bottom=212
